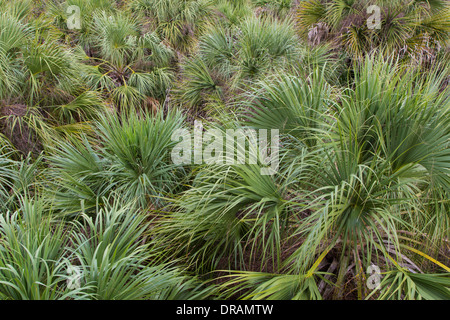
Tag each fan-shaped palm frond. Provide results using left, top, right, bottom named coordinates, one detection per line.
left=237, top=16, right=300, bottom=79
left=0, top=197, right=91, bottom=300
left=240, top=68, right=332, bottom=148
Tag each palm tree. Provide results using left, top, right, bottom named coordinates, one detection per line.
left=296, top=0, right=450, bottom=62
left=0, top=0, right=448, bottom=301
left=0, top=196, right=215, bottom=300
left=81, top=10, right=174, bottom=110
left=174, top=15, right=302, bottom=113
left=131, top=0, right=212, bottom=52
left=0, top=4, right=107, bottom=155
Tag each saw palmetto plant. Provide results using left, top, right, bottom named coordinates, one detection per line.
left=296, top=0, right=450, bottom=63
left=0, top=0, right=448, bottom=301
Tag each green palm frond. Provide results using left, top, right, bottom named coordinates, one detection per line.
left=373, top=268, right=450, bottom=300
left=240, top=68, right=331, bottom=148
left=176, top=56, right=222, bottom=109
left=237, top=16, right=300, bottom=79
left=220, top=271, right=324, bottom=300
